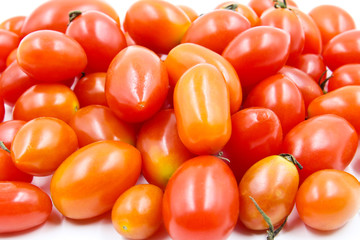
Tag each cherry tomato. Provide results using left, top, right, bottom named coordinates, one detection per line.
left=17, top=30, right=87, bottom=83
left=69, top=105, right=136, bottom=147
left=0, top=16, right=25, bottom=36
left=11, top=117, right=79, bottom=176
left=0, top=29, right=19, bottom=73
left=106, top=45, right=169, bottom=123
left=136, top=109, right=194, bottom=190
left=289, top=53, right=327, bottom=84
left=73, top=72, right=107, bottom=107
left=124, top=0, right=191, bottom=54
left=20, top=0, right=119, bottom=37
left=222, top=26, right=290, bottom=93
left=13, top=84, right=79, bottom=123
left=296, top=169, right=360, bottom=231
left=50, top=140, right=141, bottom=219
left=0, top=149, right=33, bottom=182
left=248, top=0, right=297, bottom=17
left=221, top=107, right=283, bottom=182
left=66, top=10, right=127, bottom=73
left=177, top=5, right=198, bottom=22
left=112, top=184, right=163, bottom=239
left=165, top=43, right=242, bottom=113
left=163, top=155, right=239, bottom=240
left=239, top=154, right=299, bottom=230
left=328, top=64, right=360, bottom=91
left=5, top=47, right=17, bottom=67
left=181, top=10, right=250, bottom=54
left=0, top=120, right=26, bottom=149
left=216, top=1, right=259, bottom=27
left=309, top=5, right=355, bottom=48
left=173, top=63, right=231, bottom=155
left=282, top=114, right=358, bottom=182
left=244, top=73, right=305, bottom=135
left=0, top=181, right=52, bottom=233
left=307, top=86, right=360, bottom=134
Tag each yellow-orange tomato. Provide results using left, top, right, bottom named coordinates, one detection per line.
left=173, top=63, right=231, bottom=155
left=112, top=184, right=163, bottom=239
left=178, top=5, right=198, bottom=22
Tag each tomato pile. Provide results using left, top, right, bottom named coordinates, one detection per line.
left=0, top=0, right=360, bottom=239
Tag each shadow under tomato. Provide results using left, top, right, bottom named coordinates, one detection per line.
left=65, top=211, right=112, bottom=226
left=147, top=224, right=169, bottom=240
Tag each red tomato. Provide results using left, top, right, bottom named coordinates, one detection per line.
left=222, top=26, right=290, bottom=93
left=11, top=117, right=79, bottom=176
left=165, top=43, right=242, bottom=114
left=124, top=0, right=191, bottom=54
left=13, top=84, right=79, bottom=123
left=66, top=10, right=127, bottom=73
left=221, top=107, right=283, bottom=182
left=244, top=73, right=305, bottom=135
left=136, top=109, right=194, bottom=190
left=309, top=5, right=355, bottom=48
left=73, top=72, right=107, bottom=107
left=5, top=47, right=17, bottom=67
left=112, top=184, right=163, bottom=239
left=173, top=63, right=231, bottom=155
left=0, top=149, right=33, bottom=182
left=215, top=1, right=259, bottom=27
left=0, top=181, right=52, bottom=233
left=106, top=45, right=169, bottom=123
left=181, top=9, right=250, bottom=54
left=296, top=169, right=360, bottom=231
left=69, top=105, right=136, bottom=147
left=50, top=140, right=141, bottom=219
left=0, top=120, right=26, bottom=149
left=289, top=53, right=327, bottom=84
left=17, top=30, right=87, bottom=83
left=239, top=154, right=299, bottom=230
left=163, top=155, right=239, bottom=240
left=248, top=0, right=297, bottom=17
left=282, top=114, right=358, bottom=182
left=328, top=64, right=360, bottom=91
left=0, top=16, right=26, bottom=36
left=307, top=86, right=360, bottom=134
left=20, top=0, right=119, bottom=37
left=0, top=29, right=19, bottom=72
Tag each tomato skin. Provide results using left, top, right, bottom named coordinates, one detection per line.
left=0, top=16, right=26, bottom=36
left=124, top=0, right=191, bottom=54
left=165, top=43, right=241, bottom=114
left=66, top=10, right=127, bottom=73
left=174, top=63, right=231, bottom=155
left=248, top=0, right=297, bottom=17
left=13, top=84, right=79, bottom=123
left=0, top=181, right=52, bottom=233
left=296, top=169, right=360, bottom=231
left=51, top=140, right=141, bottom=219
left=0, top=120, right=26, bottom=149
left=328, top=64, right=360, bottom=91
left=222, top=26, right=290, bottom=92
left=181, top=10, right=250, bottom=54
left=289, top=53, right=327, bottom=84
left=106, top=45, right=169, bottom=123
left=244, top=73, right=305, bottom=135
left=221, top=107, right=283, bottom=182
left=282, top=114, right=358, bottom=182
left=239, top=155, right=299, bottom=230
left=215, top=1, right=259, bottom=27
left=163, top=155, right=239, bottom=240
left=69, top=105, right=136, bottom=147
left=112, top=184, right=163, bottom=239
left=178, top=5, right=198, bottom=22
left=0, top=149, right=33, bottom=182
left=136, top=109, right=194, bottom=190
left=6, top=47, right=17, bottom=67
left=0, top=29, right=19, bottom=73
left=307, top=86, right=360, bottom=134
left=17, top=30, right=87, bottom=83
left=73, top=72, right=107, bottom=107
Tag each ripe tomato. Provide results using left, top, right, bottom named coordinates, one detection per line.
left=68, top=105, right=136, bottom=147
left=296, top=169, right=360, bottom=231
left=0, top=120, right=26, bottom=149
left=0, top=16, right=25, bottom=36
left=177, top=5, right=198, bottom=22
left=222, top=26, right=290, bottom=93
left=0, top=149, right=33, bottom=182
left=17, top=30, right=87, bottom=83
left=73, top=72, right=107, bottom=107
left=248, top=0, right=297, bottom=17
left=0, top=181, right=52, bottom=233
left=0, top=29, right=19, bottom=72
left=215, top=1, right=259, bottom=27
left=244, top=73, right=305, bottom=135
left=51, top=140, right=141, bottom=219
left=328, top=64, right=360, bottom=91
left=136, top=109, right=194, bottom=190
left=289, top=53, right=327, bottom=84
left=66, top=10, right=127, bottom=73
left=5, top=47, right=17, bottom=67
left=165, top=43, right=242, bottom=114
left=12, top=84, right=79, bottom=123
left=221, top=107, right=283, bottom=182
left=173, top=63, right=231, bottom=155
left=181, top=9, right=250, bottom=54
left=124, top=0, right=191, bottom=54
left=282, top=114, right=358, bottom=182
left=307, top=86, right=360, bottom=134
left=11, top=117, right=79, bottom=176
left=239, top=154, right=299, bottom=230
left=112, top=184, right=163, bottom=239
left=106, top=45, right=169, bottom=123
left=163, top=155, right=239, bottom=240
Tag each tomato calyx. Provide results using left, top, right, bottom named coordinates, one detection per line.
left=319, top=71, right=331, bottom=94
left=68, top=10, right=82, bottom=24
left=250, top=196, right=288, bottom=240
left=0, top=141, right=10, bottom=153
left=216, top=151, right=230, bottom=163
left=279, top=153, right=303, bottom=170
left=224, top=3, right=238, bottom=11
left=273, top=0, right=287, bottom=9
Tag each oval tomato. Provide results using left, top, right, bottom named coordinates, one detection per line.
left=328, top=64, right=360, bottom=91
left=50, top=140, right=141, bottom=219
left=174, top=63, right=231, bottom=155
left=0, top=29, right=19, bottom=72
left=0, top=120, right=26, bottom=149
left=0, top=149, right=33, bottom=182
left=0, top=181, right=52, bottom=233
left=0, top=16, right=26, bottom=36
left=5, top=47, right=17, bottom=67
left=248, top=0, right=297, bottom=17
left=73, top=72, right=107, bottom=107
left=216, top=1, right=259, bottom=27
left=163, top=155, right=239, bottom=240
left=177, top=5, right=198, bottom=22
left=289, top=53, right=327, bottom=84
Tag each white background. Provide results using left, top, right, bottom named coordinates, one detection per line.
left=0, top=0, right=360, bottom=239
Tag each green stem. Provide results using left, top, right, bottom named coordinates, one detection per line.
left=224, top=3, right=238, bottom=11
left=273, top=0, right=287, bottom=8
left=320, top=73, right=331, bottom=94
left=216, top=151, right=230, bottom=163
left=0, top=141, right=10, bottom=153
left=279, top=153, right=303, bottom=170
left=68, top=10, right=82, bottom=24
